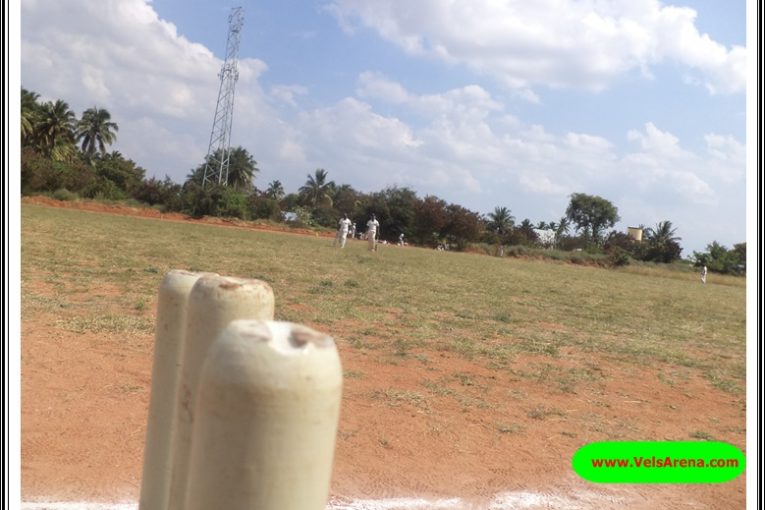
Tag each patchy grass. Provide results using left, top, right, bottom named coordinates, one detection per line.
left=372, top=389, right=429, bottom=411
left=527, top=406, right=566, bottom=420
left=497, top=423, right=524, bottom=434
left=56, top=315, right=153, bottom=336
left=690, top=430, right=715, bottom=441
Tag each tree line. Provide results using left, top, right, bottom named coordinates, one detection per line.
left=20, top=87, right=745, bottom=273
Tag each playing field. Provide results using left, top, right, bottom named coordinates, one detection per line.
left=20, top=199, right=747, bottom=509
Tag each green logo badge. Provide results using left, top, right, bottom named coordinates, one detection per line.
left=572, top=441, right=745, bottom=483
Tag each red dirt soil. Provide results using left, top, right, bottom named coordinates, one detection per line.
left=20, top=198, right=747, bottom=509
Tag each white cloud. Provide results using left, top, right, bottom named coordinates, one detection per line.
left=702, top=133, right=746, bottom=183
left=627, top=122, right=694, bottom=158
left=622, top=123, right=716, bottom=202
left=704, top=133, right=745, bottom=163
left=301, top=97, right=422, bottom=151
left=328, top=0, right=745, bottom=97
left=270, top=85, right=308, bottom=107
left=277, top=140, right=307, bottom=163
left=519, top=174, right=568, bottom=196
left=357, top=71, right=410, bottom=104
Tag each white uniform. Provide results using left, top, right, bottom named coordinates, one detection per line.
left=336, top=217, right=352, bottom=248
left=366, top=218, right=379, bottom=251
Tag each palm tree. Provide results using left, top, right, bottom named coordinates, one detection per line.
left=76, top=107, right=119, bottom=158
left=646, top=221, right=680, bottom=245
left=225, top=146, right=258, bottom=190
left=645, top=220, right=682, bottom=263
left=518, top=218, right=537, bottom=242
left=299, top=169, right=335, bottom=208
left=266, top=180, right=285, bottom=200
left=21, top=88, right=40, bottom=111
left=486, top=206, right=515, bottom=236
left=35, top=100, right=76, bottom=160
left=486, top=206, right=514, bottom=256
left=556, top=217, right=571, bottom=237
left=21, top=88, right=41, bottom=145
left=196, top=146, right=258, bottom=189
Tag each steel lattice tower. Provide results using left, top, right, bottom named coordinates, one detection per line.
left=202, top=6, right=245, bottom=187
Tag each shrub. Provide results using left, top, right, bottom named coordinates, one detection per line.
left=21, top=148, right=98, bottom=195
left=284, top=206, right=315, bottom=228
left=133, top=177, right=182, bottom=207
left=506, top=245, right=529, bottom=257
left=248, top=195, right=282, bottom=221
left=52, top=188, right=78, bottom=201
left=179, top=182, right=248, bottom=219
left=83, top=177, right=128, bottom=200
left=545, top=250, right=567, bottom=261
left=606, top=247, right=631, bottom=267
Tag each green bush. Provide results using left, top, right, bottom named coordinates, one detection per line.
left=218, top=189, right=249, bottom=219
left=545, top=250, right=567, bottom=261
left=132, top=177, right=182, bottom=207
left=21, top=148, right=98, bottom=195
left=84, top=177, right=128, bottom=200
left=285, top=206, right=315, bottom=228
left=179, top=182, right=248, bottom=219
left=248, top=195, right=282, bottom=221
left=506, top=245, right=529, bottom=257
left=52, top=188, right=78, bottom=201
left=606, top=247, right=632, bottom=267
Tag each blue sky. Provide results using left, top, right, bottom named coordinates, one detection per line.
left=19, top=0, right=749, bottom=254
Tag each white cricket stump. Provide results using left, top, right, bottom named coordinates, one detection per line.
left=138, top=270, right=214, bottom=510
left=166, top=275, right=275, bottom=510
left=185, top=320, right=343, bottom=510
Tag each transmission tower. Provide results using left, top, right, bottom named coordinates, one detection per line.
left=202, top=6, right=245, bottom=187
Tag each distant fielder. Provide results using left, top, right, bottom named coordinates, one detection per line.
left=366, top=214, right=380, bottom=251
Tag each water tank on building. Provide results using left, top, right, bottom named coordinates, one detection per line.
left=627, top=227, right=643, bottom=242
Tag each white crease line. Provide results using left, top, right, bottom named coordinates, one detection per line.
left=21, top=490, right=625, bottom=510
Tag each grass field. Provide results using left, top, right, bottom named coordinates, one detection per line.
left=21, top=203, right=745, bottom=395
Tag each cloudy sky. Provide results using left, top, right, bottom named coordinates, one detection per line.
left=18, top=0, right=749, bottom=254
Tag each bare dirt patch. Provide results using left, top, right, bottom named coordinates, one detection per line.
left=20, top=199, right=746, bottom=509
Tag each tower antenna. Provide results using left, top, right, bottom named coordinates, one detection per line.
left=202, top=6, right=245, bottom=187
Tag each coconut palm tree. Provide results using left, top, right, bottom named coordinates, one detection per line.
left=644, top=220, right=682, bottom=262
left=35, top=100, right=76, bottom=160
left=646, top=220, right=681, bottom=246
left=21, top=88, right=41, bottom=145
left=556, top=217, right=571, bottom=237
left=299, top=169, right=335, bottom=208
left=486, top=206, right=514, bottom=256
left=194, top=146, right=258, bottom=189
left=76, top=107, right=119, bottom=158
left=225, top=146, right=259, bottom=190
left=486, top=206, right=515, bottom=236
left=266, top=180, right=285, bottom=200
left=516, top=218, right=538, bottom=243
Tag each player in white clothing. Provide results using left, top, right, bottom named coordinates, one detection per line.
left=334, top=213, right=353, bottom=248
left=366, top=214, right=380, bottom=251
